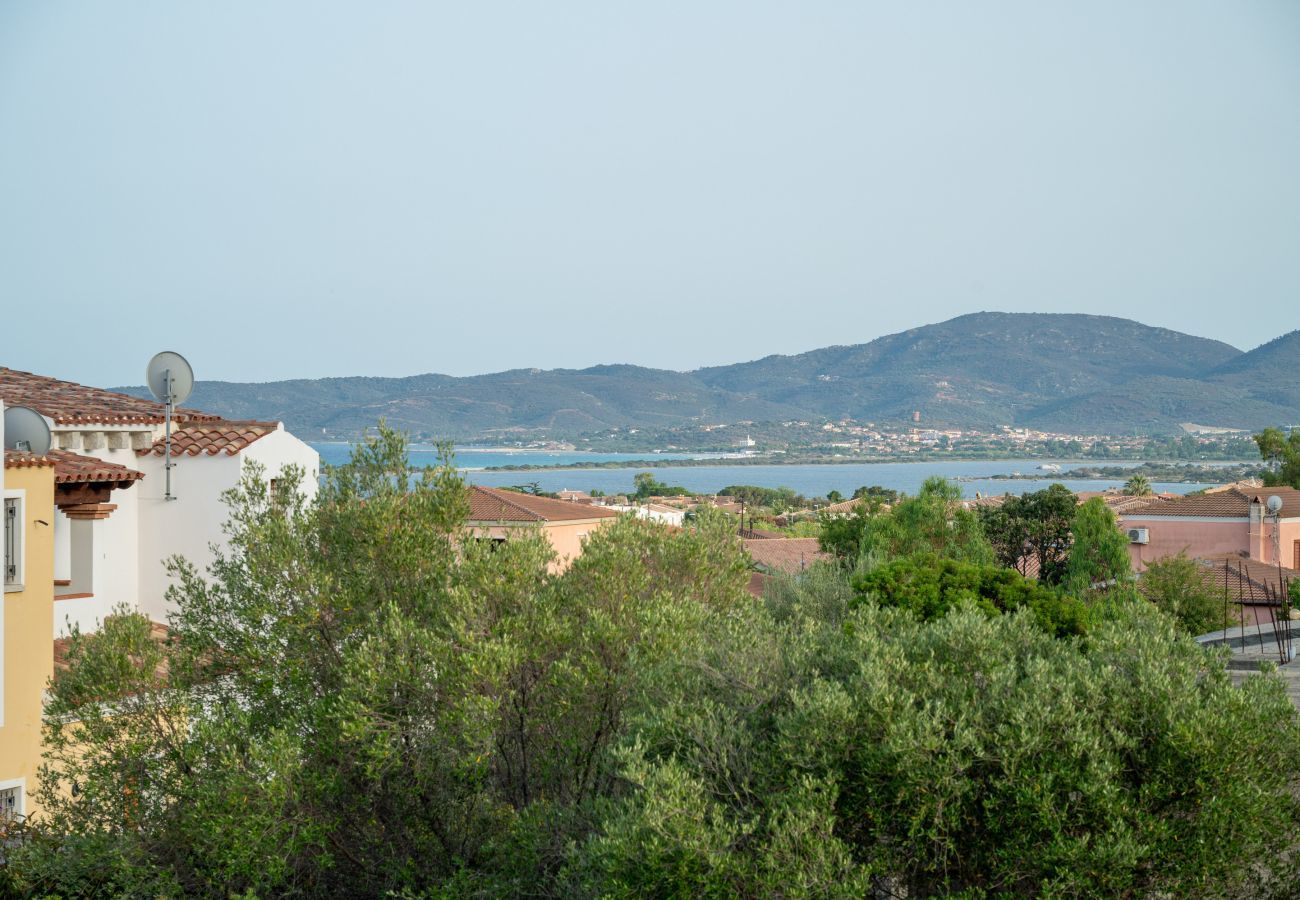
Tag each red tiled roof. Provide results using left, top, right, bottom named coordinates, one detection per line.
left=47, top=449, right=144, bottom=485
left=3, top=449, right=55, bottom=470
left=822, top=497, right=864, bottom=516
left=742, top=537, right=828, bottom=574
left=0, top=367, right=220, bottom=426
left=1121, top=487, right=1300, bottom=519
left=1100, top=494, right=1168, bottom=514
left=1182, top=555, right=1300, bottom=607
left=467, top=486, right=621, bottom=523
left=960, top=494, right=1008, bottom=510
left=137, top=421, right=279, bottom=457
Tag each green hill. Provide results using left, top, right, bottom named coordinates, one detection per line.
left=115, top=313, right=1299, bottom=439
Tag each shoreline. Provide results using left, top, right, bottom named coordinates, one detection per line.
left=469, top=455, right=1260, bottom=475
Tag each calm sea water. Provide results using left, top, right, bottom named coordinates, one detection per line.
left=311, top=444, right=726, bottom=470
left=310, top=444, right=1227, bottom=498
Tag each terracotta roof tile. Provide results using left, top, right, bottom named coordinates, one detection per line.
left=960, top=494, right=1008, bottom=510
left=137, top=421, right=279, bottom=457
left=3, top=449, right=55, bottom=470
left=1176, top=555, right=1300, bottom=606
left=742, top=537, right=828, bottom=574
left=1100, top=494, right=1169, bottom=514
left=1122, top=487, right=1300, bottom=519
left=468, top=486, right=621, bottom=523
left=822, top=497, right=864, bottom=516
left=0, top=367, right=219, bottom=426
left=47, top=449, right=144, bottom=485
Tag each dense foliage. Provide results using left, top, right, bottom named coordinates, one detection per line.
left=1140, top=551, right=1234, bottom=635
left=978, top=484, right=1076, bottom=584
left=8, top=429, right=1300, bottom=897
left=854, top=554, right=1088, bottom=637
left=1255, top=426, right=1300, bottom=488
left=851, top=485, right=901, bottom=503
left=630, top=470, right=693, bottom=499
left=1062, top=497, right=1133, bottom=593
left=819, top=476, right=993, bottom=567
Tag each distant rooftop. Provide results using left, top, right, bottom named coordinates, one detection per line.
left=1121, top=487, right=1300, bottom=519
left=468, top=486, right=621, bottom=524
left=743, top=537, right=828, bottom=574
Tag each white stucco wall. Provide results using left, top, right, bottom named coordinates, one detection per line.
left=133, top=450, right=243, bottom=623
left=53, top=593, right=120, bottom=638
left=51, top=423, right=319, bottom=626
left=242, top=426, right=321, bottom=503
left=52, top=509, right=70, bottom=582
left=135, top=426, right=318, bottom=622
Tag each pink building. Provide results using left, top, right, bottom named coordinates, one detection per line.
left=1118, top=487, right=1300, bottom=572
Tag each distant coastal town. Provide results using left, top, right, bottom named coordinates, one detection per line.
left=472, top=421, right=1259, bottom=471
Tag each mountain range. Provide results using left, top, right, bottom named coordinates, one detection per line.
left=117, top=313, right=1300, bottom=439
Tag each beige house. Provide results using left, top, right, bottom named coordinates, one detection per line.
left=3, top=431, right=163, bottom=821
left=468, top=486, right=619, bottom=572
left=3, top=446, right=55, bottom=824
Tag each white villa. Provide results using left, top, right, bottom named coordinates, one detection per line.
left=1, top=367, right=319, bottom=636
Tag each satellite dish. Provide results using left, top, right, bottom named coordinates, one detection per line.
left=3, top=406, right=52, bottom=456
left=1267, top=495, right=1284, bottom=515
left=146, top=351, right=194, bottom=502
left=145, top=351, right=194, bottom=405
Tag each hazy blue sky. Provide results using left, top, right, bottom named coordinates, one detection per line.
left=2, top=1, right=1298, bottom=387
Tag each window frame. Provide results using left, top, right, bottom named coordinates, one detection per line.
left=0, top=778, right=25, bottom=822
left=3, top=491, right=23, bottom=593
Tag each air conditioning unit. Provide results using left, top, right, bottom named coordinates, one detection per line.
left=1127, top=527, right=1149, bottom=545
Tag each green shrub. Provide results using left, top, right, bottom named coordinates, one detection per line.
left=852, top=553, right=1089, bottom=636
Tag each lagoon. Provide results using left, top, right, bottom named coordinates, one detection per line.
left=310, top=444, right=1229, bottom=498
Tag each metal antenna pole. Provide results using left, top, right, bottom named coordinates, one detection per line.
left=1276, top=514, right=1290, bottom=660
left=164, top=368, right=175, bottom=501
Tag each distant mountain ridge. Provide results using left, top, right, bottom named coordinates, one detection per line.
left=115, top=314, right=1300, bottom=439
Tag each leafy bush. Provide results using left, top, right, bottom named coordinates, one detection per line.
left=11, top=428, right=1300, bottom=897
left=820, top=477, right=992, bottom=568
left=1140, top=551, right=1234, bottom=635
left=853, top=553, right=1089, bottom=637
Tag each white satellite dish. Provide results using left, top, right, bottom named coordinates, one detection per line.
left=145, top=351, right=195, bottom=501
left=1267, top=495, right=1284, bottom=516
left=146, top=351, right=194, bottom=405
left=3, top=406, right=53, bottom=456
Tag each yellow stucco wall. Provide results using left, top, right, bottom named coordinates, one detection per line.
left=2, top=463, right=56, bottom=820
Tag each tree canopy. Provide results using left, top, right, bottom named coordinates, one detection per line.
left=1123, top=473, right=1154, bottom=496
left=1063, top=497, right=1133, bottom=593
left=631, top=470, right=692, bottom=500
left=8, top=429, right=1300, bottom=898
left=820, top=476, right=992, bottom=568
left=1255, top=427, right=1300, bottom=488
left=978, top=484, right=1076, bottom=585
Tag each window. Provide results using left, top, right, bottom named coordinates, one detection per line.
left=0, top=783, right=22, bottom=821
left=3, top=497, right=19, bottom=589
